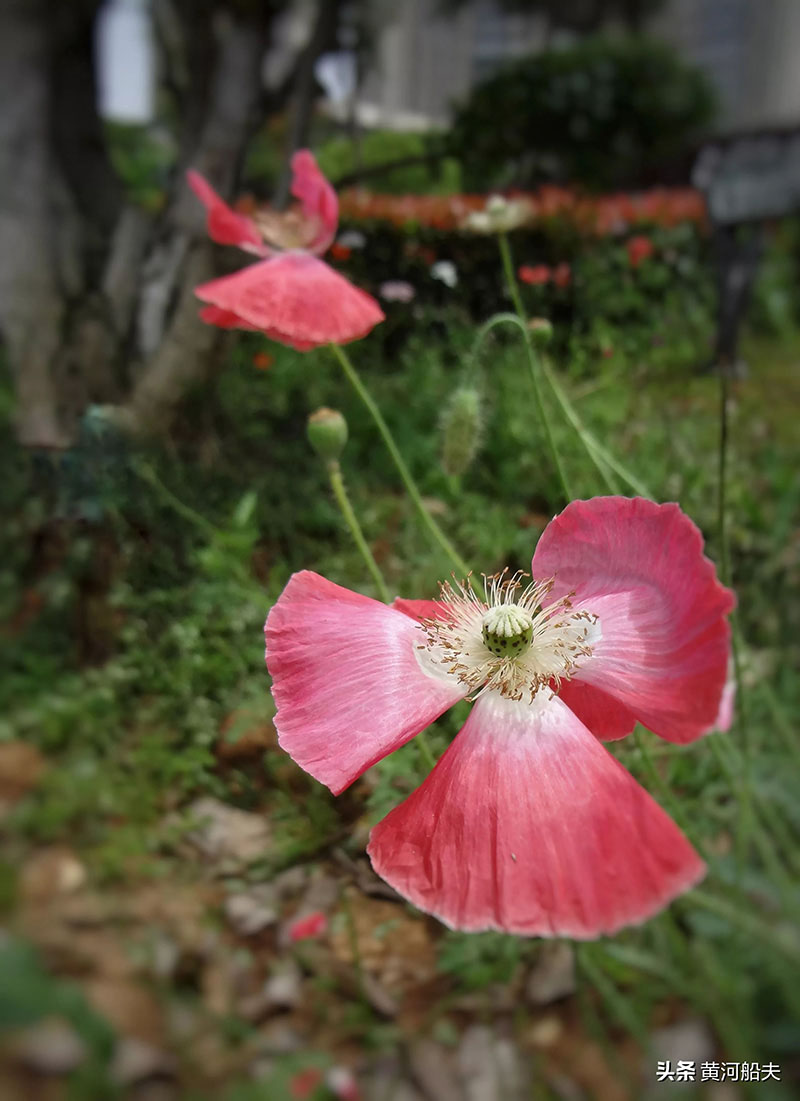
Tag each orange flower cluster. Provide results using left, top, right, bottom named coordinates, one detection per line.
left=338, top=186, right=707, bottom=235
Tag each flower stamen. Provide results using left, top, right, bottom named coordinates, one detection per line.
left=418, top=569, right=599, bottom=703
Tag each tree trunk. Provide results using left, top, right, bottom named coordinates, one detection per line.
left=0, top=0, right=272, bottom=448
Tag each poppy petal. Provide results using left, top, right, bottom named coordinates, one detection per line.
left=367, top=692, right=704, bottom=937
left=532, top=497, right=734, bottom=745
left=290, top=149, right=339, bottom=254
left=265, top=572, right=466, bottom=795
left=556, top=679, right=638, bottom=741
left=195, top=253, right=384, bottom=349
left=392, top=598, right=453, bottom=622
left=187, top=170, right=267, bottom=255
left=198, top=305, right=260, bottom=330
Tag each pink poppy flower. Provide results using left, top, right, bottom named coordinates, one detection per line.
left=189, top=151, right=384, bottom=350
left=264, top=497, right=734, bottom=938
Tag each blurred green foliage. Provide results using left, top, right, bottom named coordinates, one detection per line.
left=2, top=178, right=800, bottom=1098
left=450, top=36, right=717, bottom=190
left=317, top=129, right=461, bottom=194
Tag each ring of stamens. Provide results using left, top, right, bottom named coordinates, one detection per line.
left=418, top=569, right=598, bottom=703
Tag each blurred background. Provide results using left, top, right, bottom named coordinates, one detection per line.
left=1, top=1, right=799, bottom=1099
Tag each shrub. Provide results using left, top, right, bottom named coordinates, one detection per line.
left=449, top=36, right=717, bottom=191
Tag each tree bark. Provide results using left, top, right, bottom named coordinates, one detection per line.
left=0, top=0, right=273, bottom=448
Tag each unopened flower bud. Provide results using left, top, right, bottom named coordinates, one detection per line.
left=307, top=407, right=348, bottom=462
left=528, top=317, right=554, bottom=347
left=440, top=387, right=483, bottom=478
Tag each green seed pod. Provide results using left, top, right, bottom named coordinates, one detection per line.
left=440, top=387, right=483, bottom=478
left=307, top=407, right=348, bottom=462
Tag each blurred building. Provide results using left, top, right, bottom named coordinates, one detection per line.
left=357, top=0, right=800, bottom=133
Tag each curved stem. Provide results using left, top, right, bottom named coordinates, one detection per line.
left=538, top=355, right=653, bottom=499
left=329, top=343, right=470, bottom=578
left=327, top=460, right=391, bottom=602
left=497, top=234, right=572, bottom=502
left=471, top=310, right=652, bottom=499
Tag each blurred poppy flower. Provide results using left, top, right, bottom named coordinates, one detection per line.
left=518, top=264, right=551, bottom=285
left=330, top=242, right=352, bottom=261
left=265, top=497, right=734, bottom=938
left=252, top=351, right=274, bottom=370
left=553, top=262, right=571, bottom=288
left=189, top=151, right=384, bottom=350
left=290, top=1067, right=324, bottom=1099
left=627, top=234, right=655, bottom=268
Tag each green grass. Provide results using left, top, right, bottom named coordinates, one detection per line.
left=1, top=318, right=798, bottom=1099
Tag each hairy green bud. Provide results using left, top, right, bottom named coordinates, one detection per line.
left=307, top=407, right=348, bottom=462
left=440, top=387, right=483, bottom=478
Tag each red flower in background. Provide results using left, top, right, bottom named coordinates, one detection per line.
left=189, top=152, right=384, bottom=350
left=518, top=264, right=551, bottom=285
left=627, top=234, right=655, bottom=268
left=553, top=262, right=571, bottom=288
left=290, top=1068, right=324, bottom=1099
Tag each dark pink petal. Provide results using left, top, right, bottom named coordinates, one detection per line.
left=556, top=680, right=638, bottom=741
left=368, top=692, right=705, bottom=938
left=532, top=497, right=735, bottom=745
left=195, top=253, right=384, bottom=349
left=186, top=170, right=267, bottom=255
left=199, top=303, right=318, bottom=350
left=392, top=598, right=453, bottom=622
left=265, top=572, right=466, bottom=795
left=290, top=149, right=338, bottom=254
left=198, top=304, right=260, bottom=330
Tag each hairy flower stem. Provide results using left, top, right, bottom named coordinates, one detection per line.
left=326, top=460, right=391, bottom=603
left=497, top=233, right=572, bottom=503
left=329, top=343, right=471, bottom=579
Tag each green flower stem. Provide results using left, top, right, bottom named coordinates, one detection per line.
left=329, top=464, right=437, bottom=773
left=470, top=310, right=652, bottom=499
left=329, top=343, right=471, bottom=579
left=326, top=460, right=391, bottom=603
left=537, top=354, right=654, bottom=499
left=497, top=234, right=572, bottom=503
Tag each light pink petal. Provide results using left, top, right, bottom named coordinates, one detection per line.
left=195, top=253, right=384, bottom=349
left=290, top=149, right=339, bottom=254
left=186, top=170, right=267, bottom=254
left=704, top=674, right=735, bottom=734
left=532, top=497, right=735, bottom=745
left=368, top=692, right=705, bottom=937
left=265, top=572, right=466, bottom=795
